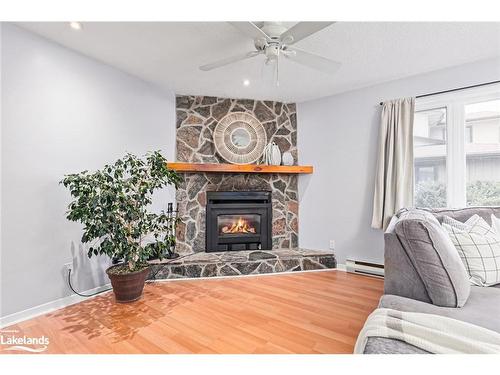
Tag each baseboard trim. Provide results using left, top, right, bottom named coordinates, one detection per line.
left=1, top=267, right=342, bottom=329
left=0, top=283, right=111, bottom=329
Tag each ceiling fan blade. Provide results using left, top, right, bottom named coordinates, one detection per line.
left=285, top=47, right=341, bottom=75
left=199, top=51, right=262, bottom=71
left=228, top=22, right=270, bottom=40
left=280, top=22, right=335, bottom=44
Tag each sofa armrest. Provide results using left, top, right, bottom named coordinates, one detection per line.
left=384, top=230, right=431, bottom=303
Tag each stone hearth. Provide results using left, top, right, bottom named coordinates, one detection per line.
left=149, top=248, right=336, bottom=279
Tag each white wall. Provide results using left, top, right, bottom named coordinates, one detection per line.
left=298, top=57, right=500, bottom=266
left=1, top=24, right=177, bottom=317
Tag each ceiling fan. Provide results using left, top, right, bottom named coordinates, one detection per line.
left=199, top=22, right=341, bottom=85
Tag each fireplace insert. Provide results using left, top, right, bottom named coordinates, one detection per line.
left=206, top=191, right=272, bottom=252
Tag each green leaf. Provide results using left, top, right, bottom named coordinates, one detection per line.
left=61, top=151, right=181, bottom=271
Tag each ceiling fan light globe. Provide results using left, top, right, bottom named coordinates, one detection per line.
left=265, top=45, right=279, bottom=59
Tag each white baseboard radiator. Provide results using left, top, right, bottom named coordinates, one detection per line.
left=345, top=259, right=384, bottom=278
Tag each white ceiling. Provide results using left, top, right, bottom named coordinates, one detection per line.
left=17, top=22, right=500, bottom=103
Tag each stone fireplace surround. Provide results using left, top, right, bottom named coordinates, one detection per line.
left=175, top=95, right=300, bottom=254
left=151, top=95, right=336, bottom=279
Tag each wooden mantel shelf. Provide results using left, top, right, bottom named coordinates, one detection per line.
left=167, top=162, right=313, bottom=174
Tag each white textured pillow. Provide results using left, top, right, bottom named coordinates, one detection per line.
left=492, top=214, right=500, bottom=236
left=442, top=216, right=500, bottom=287
left=442, top=214, right=480, bottom=232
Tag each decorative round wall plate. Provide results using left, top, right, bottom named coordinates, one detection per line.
left=213, top=112, right=267, bottom=164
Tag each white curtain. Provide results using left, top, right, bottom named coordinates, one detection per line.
left=371, top=97, right=415, bottom=230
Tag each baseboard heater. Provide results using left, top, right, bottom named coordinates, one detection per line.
left=345, top=259, right=384, bottom=278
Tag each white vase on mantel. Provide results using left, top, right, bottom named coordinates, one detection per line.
left=264, top=142, right=281, bottom=165
left=281, top=151, right=294, bottom=166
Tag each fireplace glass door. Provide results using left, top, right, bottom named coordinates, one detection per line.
left=218, top=214, right=261, bottom=236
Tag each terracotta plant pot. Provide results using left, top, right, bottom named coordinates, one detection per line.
left=106, top=265, right=150, bottom=303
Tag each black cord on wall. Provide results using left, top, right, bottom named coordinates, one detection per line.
left=67, top=268, right=112, bottom=297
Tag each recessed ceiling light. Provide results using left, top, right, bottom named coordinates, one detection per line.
left=243, top=79, right=250, bottom=86
left=69, top=22, right=82, bottom=31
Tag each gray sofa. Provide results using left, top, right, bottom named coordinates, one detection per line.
left=364, top=206, right=500, bottom=354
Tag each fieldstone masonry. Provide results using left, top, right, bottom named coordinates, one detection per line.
left=175, top=95, right=300, bottom=254
left=150, top=248, right=337, bottom=280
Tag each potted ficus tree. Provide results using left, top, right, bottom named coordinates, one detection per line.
left=61, top=151, right=181, bottom=302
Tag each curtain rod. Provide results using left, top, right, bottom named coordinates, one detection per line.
left=378, top=80, right=500, bottom=106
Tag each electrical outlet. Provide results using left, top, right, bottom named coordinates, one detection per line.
left=64, top=262, right=73, bottom=272
left=329, top=240, right=336, bottom=250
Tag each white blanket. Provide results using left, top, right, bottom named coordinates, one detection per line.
left=354, top=308, right=500, bottom=354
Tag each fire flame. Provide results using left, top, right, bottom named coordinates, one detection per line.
left=221, top=217, right=256, bottom=234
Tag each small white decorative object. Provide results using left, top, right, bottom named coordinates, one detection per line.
left=263, top=143, right=272, bottom=164
left=282, top=151, right=294, bottom=166
left=263, top=142, right=281, bottom=165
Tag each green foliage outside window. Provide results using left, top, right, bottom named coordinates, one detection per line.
left=415, top=180, right=500, bottom=208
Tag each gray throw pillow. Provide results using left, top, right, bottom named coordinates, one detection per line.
left=394, top=209, right=471, bottom=307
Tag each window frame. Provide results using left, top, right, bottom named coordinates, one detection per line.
left=414, top=83, right=500, bottom=208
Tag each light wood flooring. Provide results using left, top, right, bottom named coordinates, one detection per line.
left=2, top=270, right=383, bottom=354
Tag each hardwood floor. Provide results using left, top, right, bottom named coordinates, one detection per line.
left=2, top=270, right=383, bottom=354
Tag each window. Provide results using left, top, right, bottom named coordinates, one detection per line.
left=414, top=108, right=447, bottom=208
left=416, top=165, right=437, bottom=182
left=413, top=84, right=500, bottom=208
left=465, top=99, right=500, bottom=206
